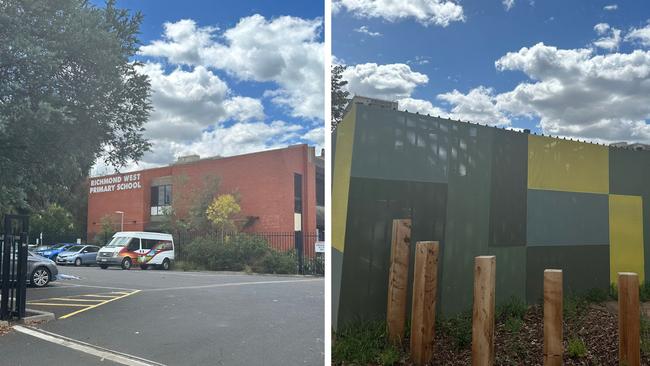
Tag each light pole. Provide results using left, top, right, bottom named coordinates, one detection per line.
left=115, top=211, right=124, bottom=232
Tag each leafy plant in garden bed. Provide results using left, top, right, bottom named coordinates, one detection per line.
left=182, top=234, right=297, bottom=274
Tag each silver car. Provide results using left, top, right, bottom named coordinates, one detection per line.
left=27, top=251, right=58, bottom=287
left=56, top=245, right=100, bottom=266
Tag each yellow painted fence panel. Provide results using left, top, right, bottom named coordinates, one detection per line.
left=528, top=135, right=609, bottom=194
left=609, top=194, right=645, bottom=284
left=332, top=105, right=357, bottom=253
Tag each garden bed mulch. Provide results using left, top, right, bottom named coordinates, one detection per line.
left=401, top=304, right=647, bottom=365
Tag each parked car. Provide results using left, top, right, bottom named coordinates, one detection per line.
left=28, top=251, right=59, bottom=287
left=56, top=245, right=100, bottom=266
left=97, top=231, right=174, bottom=270
left=35, top=243, right=76, bottom=260
left=0, top=251, right=59, bottom=288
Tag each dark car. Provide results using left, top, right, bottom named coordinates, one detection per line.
left=0, top=251, right=58, bottom=288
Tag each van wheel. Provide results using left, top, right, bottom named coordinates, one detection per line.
left=121, top=257, right=132, bottom=270
left=140, top=264, right=148, bottom=270
left=100, top=265, right=108, bottom=269
left=74, top=258, right=82, bottom=266
left=161, top=258, right=170, bottom=271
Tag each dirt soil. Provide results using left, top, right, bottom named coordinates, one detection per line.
left=424, top=305, right=648, bottom=365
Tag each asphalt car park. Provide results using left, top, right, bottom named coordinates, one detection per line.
left=0, top=266, right=324, bottom=365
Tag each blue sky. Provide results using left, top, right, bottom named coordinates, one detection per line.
left=333, top=0, right=650, bottom=143
left=90, top=0, right=324, bottom=175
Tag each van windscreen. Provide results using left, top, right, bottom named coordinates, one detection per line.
left=106, top=237, right=131, bottom=247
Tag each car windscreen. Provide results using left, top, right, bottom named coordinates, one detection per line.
left=50, top=244, right=66, bottom=249
left=66, top=245, right=84, bottom=252
left=106, top=236, right=131, bottom=247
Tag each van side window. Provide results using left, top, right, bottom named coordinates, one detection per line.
left=141, top=239, right=156, bottom=250
left=158, top=241, right=173, bottom=251
left=126, top=238, right=140, bottom=251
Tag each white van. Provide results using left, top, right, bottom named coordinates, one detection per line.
left=96, top=231, right=174, bottom=270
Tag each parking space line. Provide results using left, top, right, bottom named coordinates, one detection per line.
left=13, top=325, right=166, bottom=366
left=59, top=290, right=141, bottom=319
left=47, top=298, right=105, bottom=302
left=79, top=294, right=123, bottom=298
left=27, top=303, right=89, bottom=307
left=141, top=278, right=322, bottom=292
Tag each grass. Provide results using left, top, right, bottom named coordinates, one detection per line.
left=567, top=337, right=587, bottom=358
left=504, top=316, right=523, bottom=334
left=438, top=311, right=473, bottom=350
left=332, top=321, right=392, bottom=365
left=641, top=315, right=650, bottom=357
left=497, top=296, right=527, bottom=321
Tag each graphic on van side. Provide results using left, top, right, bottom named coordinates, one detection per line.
left=117, top=242, right=172, bottom=264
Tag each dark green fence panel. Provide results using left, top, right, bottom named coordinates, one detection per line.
left=439, top=122, right=495, bottom=314
left=350, top=105, right=450, bottom=183
left=489, top=129, right=528, bottom=247
left=338, top=177, right=447, bottom=325
left=526, top=245, right=609, bottom=303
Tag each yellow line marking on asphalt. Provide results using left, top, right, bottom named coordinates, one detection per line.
left=47, top=298, right=105, bottom=302
left=27, top=303, right=89, bottom=307
left=59, top=290, right=141, bottom=319
left=79, top=294, right=121, bottom=298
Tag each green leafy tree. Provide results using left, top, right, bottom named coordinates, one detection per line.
left=95, top=214, right=116, bottom=246
left=30, top=203, right=76, bottom=244
left=0, top=0, right=152, bottom=216
left=331, top=64, right=350, bottom=130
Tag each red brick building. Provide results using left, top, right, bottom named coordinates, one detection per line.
left=87, top=144, right=324, bottom=244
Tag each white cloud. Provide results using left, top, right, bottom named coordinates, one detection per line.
left=354, top=25, right=382, bottom=37
left=397, top=97, right=448, bottom=117
left=494, top=42, right=650, bottom=142
left=438, top=87, right=511, bottom=126
left=332, top=0, right=465, bottom=27
left=604, top=4, right=618, bottom=11
left=503, top=0, right=515, bottom=11
left=625, top=22, right=650, bottom=47
left=592, top=23, right=621, bottom=51
left=342, top=63, right=429, bottom=100
left=302, top=126, right=325, bottom=151
left=139, top=15, right=324, bottom=120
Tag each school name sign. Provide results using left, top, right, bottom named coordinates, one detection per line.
left=89, top=173, right=142, bottom=194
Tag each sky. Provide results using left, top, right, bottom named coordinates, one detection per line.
left=90, top=0, right=324, bottom=176
left=333, top=0, right=650, bottom=144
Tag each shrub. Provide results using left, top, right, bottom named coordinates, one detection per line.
left=641, top=315, right=650, bottom=356
left=504, top=316, right=523, bottom=334
left=378, top=345, right=400, bottom=366
left=564, top=294, right=588, bottom=321
left=640, top=282, right=650, bottom=302
left=256, top=249, right=297, bottom=274
left=498, top=296, right=527, bottom=321
left=567, top=337, right=587, bottom=358
left=182, top=234, right=297, bottom=274
left=332, top=321, right=388, bottom=365
left=438, top=312, right=473, bottom=350
left=584, top=287, right=609, bottom=303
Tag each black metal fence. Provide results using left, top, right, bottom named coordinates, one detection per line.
left=174, top=230, right=324, bottom=276
left=1, top=215, right=29, bottom=321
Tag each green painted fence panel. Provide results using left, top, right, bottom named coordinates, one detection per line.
left=489, top=130, right=528, bottom=247
left=526, top=189, right=610, bottom=246
left=338, top=177, right=447, bottom=325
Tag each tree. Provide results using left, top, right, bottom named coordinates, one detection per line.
left=331, top=64, right=350, bottom=130
left=0, top=0, right=152, bottom=216
left=206, top=194, right=241, bottom=240
left=30, top=203, right=76, bottom=244
left=96, top=214, right=116, bottom=246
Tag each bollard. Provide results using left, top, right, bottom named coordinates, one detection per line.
left=410, top=241, right=439, bottom=365
left=543, top=269, right=563, bottom=366
left=472, top=256, right=496, bottom=366
left=386, top=219, right=411, bottom=344
left=618, top=272, right=640, bottom=366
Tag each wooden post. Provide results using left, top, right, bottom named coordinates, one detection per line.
left=618, top=272, right=641, bottom=366
left=410, top=241, right=440, bottom=365
left=386, top=219, right=411, bottom=345
left=472, top=256, right=496, bottom=366
left=543, top=269, right=563, bottom=366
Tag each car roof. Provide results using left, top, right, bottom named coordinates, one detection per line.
left=113, top=231, right=173, bottom=240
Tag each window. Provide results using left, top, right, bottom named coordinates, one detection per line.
left=126, top=238, right=140, bottom=251
left=150, top=184, right=172, bottom=216
left=86, top=246, right=99, bottom=253
left=294, top=173, right=302, bottom=214
left=141, top=239, right=157, bottom=250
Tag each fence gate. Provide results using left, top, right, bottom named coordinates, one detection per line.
left=1, top=215, right=29, bottom=320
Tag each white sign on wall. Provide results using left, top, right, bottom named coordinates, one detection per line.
left=89, top=173, right=142, bottom=194
left=315, top=241, right=326, bottom=253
